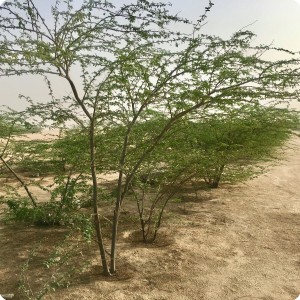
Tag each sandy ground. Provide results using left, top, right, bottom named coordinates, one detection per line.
left=0, top=135, right=300, bottom=300
left=12, top=129, right=61, bottom=142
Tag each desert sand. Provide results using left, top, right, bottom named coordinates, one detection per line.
left=0, top=134, right=299, bottom=300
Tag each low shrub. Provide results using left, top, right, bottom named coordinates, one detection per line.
left=4, top=199, right=93, bottom=240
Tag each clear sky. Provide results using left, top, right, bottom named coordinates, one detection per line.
left=1, top=0, right=300, bottom=110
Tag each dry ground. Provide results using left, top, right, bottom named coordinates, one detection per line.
left=0, top=135, right=300, bottom=300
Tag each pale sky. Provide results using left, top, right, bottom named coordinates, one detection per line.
left=1, top=0, right=300, bottom=111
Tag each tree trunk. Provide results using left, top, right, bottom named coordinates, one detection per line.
left=208, top=164, right=225, bottom=188
left=0, top=156, right=38, bottom=207
left=110, top=170, right=123, bottom=274
left=89, top=122, right=111, bottom=276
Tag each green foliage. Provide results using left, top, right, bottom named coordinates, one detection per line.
left=5, top=198, right=93, bottom=240
left=5, top=198, right=67, bottom=225
left=167, top=105, right=300, bottom=187
left=0, top=112, right=40, bottom=138
left=4, top=172, right=94, bottom=240
left=10, top=140, right=58, bottom=175
left=51, top=131, right=90, bottom=173
left=49, top=173, right=91, bottom=205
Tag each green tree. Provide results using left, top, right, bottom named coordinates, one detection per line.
left=167, top=105, right=300, bottom=188
left=104, top=105, right=299, bottom=241
left=1, top=0, right=300, bottom=276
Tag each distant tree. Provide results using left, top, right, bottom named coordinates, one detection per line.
left=102, top=105, right=299, bottom=241
left=1, top=0, right=300, bottom=276
left=167, top=105, right=300, bottom=188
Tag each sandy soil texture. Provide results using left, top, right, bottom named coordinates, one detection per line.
left=0, top=136, right=299, bottom=300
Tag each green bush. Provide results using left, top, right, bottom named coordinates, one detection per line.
left=4, top=199, right=93, bottom=240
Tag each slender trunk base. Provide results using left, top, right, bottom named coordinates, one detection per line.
left=93, top=210, right=111, bottom=276
left=110, top=207, right=120, bottom=274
